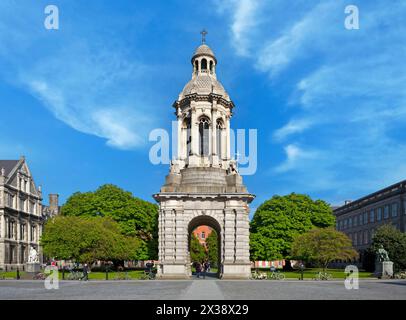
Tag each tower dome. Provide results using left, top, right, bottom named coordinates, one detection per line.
left=178, top=43, right=230, bottom=101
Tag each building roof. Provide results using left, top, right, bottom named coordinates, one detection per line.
left=179, top=75, right=230, bottom=101
left=192, top=44, right=216, bottom=62
left=0, top=160, right=18, bottom=176
left=334, top=179, right=406, bottom=216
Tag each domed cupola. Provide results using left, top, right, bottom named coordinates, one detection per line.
left=178, top=32, right=230, bottom=102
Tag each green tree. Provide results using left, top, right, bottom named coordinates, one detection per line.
left=290, top=228, right=358, bottom=271
left=40, top=216, right=141, bottom=264
left=206, top=231, right=218, bottom=267
left=250, top=193, right=335, bottom=260
left=371, top=224, right=406, bottom=272
left=190, top=234, right=206, bottom=263
left=61, top=184, right=159, bottom=259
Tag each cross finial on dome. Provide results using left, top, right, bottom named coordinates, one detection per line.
left=200, top=29, right=208, bottom=44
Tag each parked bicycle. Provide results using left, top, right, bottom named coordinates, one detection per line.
left=140, top=269, right=156, bottom=280
left=268, top=270, right=286, bottom=280
left=67, top=270, right=83, bottom=280
left=313, top=271, right=332, bottom=281
left=251, top=270, right=267, bottom=280
left=33, top=272, right=46, bottom=280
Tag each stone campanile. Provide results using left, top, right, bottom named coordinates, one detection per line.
left=154, top=35, right=254, bottom=279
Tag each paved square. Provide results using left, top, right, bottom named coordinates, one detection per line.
left=0, top=280, right=405, bottom=300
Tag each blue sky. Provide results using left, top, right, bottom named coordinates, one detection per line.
left=1, top=0, right=406, bottom=215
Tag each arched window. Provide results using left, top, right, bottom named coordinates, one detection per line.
left=201, top=58, right=207, bottom=71
left=216, top=119, right=224, bottom=158
left=194, top=60, right=199, bottom=74
left=210, top=60, right=214, bottom=73
left=199, top=117, right=210, bottom=156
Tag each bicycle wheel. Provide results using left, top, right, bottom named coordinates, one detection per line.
left=278, top=273, right=285, bottom=280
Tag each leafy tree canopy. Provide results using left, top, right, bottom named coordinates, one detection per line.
left=250, top=193, right=336, bottom=260
left=290, top=227, right=358, bottom=270
left=61, top=184, right=158, bottom=259
left=190, top=234, right=206, bottom=264
left=206, top=230, right=218, bottom=267
left=40, top=216, right=141, bottom=264
left=371, top=224, right=406, bottom=272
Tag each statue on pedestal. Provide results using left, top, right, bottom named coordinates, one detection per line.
left=375, top=245, right=393, bottom=278
left=28, top=246, right=39, bottom=263
left=377, top=245, right=390, bottom=262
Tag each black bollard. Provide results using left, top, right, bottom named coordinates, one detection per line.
left=16, top=267, right=20, bottom=280
left=62, top=267, right=65, bottom=280
left=105, top=266, right=109, bottom=280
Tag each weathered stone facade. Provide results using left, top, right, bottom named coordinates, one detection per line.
left=0, top=157, right=59, bottom=269
left=154, top=42, right=254, bottom=279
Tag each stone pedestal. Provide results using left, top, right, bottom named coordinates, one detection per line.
left=26, top=262, right=41, bottom=273
left=374, top=261, right=394, bottom=279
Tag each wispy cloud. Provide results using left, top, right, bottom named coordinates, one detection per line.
left=217, top=0, right=406, bottom=201
left=273, top=118, right=314, bottom=141
left=275, top=144, right=318, bottom=173
left=0, top=2, right=157, bottom=150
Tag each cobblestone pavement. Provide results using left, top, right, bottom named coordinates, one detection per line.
left=0, top=279, right=405, bottom=300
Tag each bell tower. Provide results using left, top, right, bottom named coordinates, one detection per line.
left=154, top=33, right=254, bottom=279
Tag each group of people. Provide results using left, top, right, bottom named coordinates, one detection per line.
left=194, top=261, right=210, bottom=279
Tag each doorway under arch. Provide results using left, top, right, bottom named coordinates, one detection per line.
left=187, top=215, right=222, bottom=279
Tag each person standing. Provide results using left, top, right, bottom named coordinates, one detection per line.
left=195, top=262, right=202, bottom=279
left=202, top=261, right=208, bottom=279
left=82, top=263, right=89, bottom=281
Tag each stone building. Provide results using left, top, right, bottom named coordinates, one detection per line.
left=0, top=157, right=59, bottom=269
left=192, top=225, right=213, bottom=247
left=154, top=38, right=254, bottom=279
left=334, top=180, right=406, bottom=262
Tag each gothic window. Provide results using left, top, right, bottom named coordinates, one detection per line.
left=199, top=117, right=210, bottom=156
left=216, top=119, right=224, bottom=157
left=201, top=58, right=207, bottom=71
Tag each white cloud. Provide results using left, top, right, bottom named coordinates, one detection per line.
left=219, top=0, right=406, bottom=201
left=273, top=118, right=314, bottom=141
left=274, top=144, right=317, bottom=173
left=0, top=2, right=157, bottom=150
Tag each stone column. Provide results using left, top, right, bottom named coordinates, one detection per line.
left=27, top=220, right=32, bottom=244
left=163, top=209, right=175, bottom=263
left=0, top=214, right=5, bottom=239
left=226, top=115, right=231, bottom=160
left=174, top=209, right=186, bottom=264
left=223, top=209, right=236, bottom=264
left=191, top=104, right=198, bottom=156
left=235, top=209, right=250, bottom=263
left=211, top=102, right=218, bottom=166
left=177, top=113, right=182, bottom=160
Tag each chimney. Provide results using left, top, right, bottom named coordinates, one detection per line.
left=49, top=194, right=59, bottom=213
left=344, top=200, right=352, bottom=205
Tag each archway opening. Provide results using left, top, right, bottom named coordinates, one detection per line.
left=188, top=215, right=221, bottom=279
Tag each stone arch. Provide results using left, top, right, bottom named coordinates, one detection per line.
left=187, top=213, right=223, bottom=278
left=201, top=58, right=208, bottom=71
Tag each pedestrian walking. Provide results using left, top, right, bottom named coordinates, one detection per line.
left=195, top=262, right=202, bottom=279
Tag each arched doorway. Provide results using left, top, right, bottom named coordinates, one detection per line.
left=187, top=215, right=222, bottom=279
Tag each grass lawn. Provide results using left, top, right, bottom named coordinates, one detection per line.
left=253, top=268, right=376, bottom=280
left=0, top=270, right=149, bottom=280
